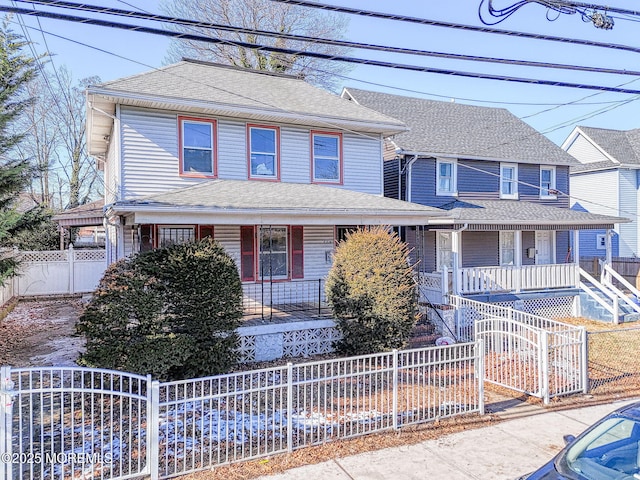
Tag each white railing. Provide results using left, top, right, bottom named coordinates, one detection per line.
left=450, top=295, right=587, bottom=404
left=579, top=268, right=620, bottom=323
left=601, top=263, right=640, bottom=316
left=458, top=263, right=579, bottom=294
left=1, top=345, right=483, bottom=479
left=13, top=246, right=106, bottom=297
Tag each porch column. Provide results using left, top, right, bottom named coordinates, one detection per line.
left=515, top=231, right=522, bottom=267
left=573, top=230, right=580, bottom=289
left=452, top=230, right=463, bottom=294
left=605, top=229, right=613, bottom=266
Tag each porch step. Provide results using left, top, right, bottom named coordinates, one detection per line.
left=579, top=287, right=640, bottom=323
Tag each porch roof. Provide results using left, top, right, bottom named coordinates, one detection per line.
left=52, top=199, right=105, bottom=227
left=429, top=199, right=629, bottom=230
left=108, top=179, right=449, bottom=226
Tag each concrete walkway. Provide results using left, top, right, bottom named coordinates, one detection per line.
left=256, top=397, right=639, bottom=480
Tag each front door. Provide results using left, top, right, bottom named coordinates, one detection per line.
left=535, top=231, right=554, bottom=264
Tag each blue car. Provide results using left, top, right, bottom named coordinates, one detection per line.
left=520, top=401, right=640, bottom=479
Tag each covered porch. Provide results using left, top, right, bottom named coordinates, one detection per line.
left=412, top=199, right=628, bottom=305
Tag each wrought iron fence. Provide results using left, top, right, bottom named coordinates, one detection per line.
left=1, top=343, right=483, bottom=480
left=242, top=278, right=327, bottom=318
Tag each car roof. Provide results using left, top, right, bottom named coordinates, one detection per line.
left=616, top=401, right=640, bottom=420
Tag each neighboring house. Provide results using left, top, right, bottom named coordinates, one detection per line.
left=53, top=199, right=106, bottom=249
left=562, top=126, right=640, bottom=258
left=85, top=60, right=447, bottom=311
left=342, top=88, right=628, bottom=318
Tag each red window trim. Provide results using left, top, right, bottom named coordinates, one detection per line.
left=242, top=225, right=305, bottom=283
left=198, top=225, right=214, bottom=240
left=178, top=115, right=218, bottom=179
left=247, top=124, right=281, bottom=182
left=310, top=130, right=343, bottom=185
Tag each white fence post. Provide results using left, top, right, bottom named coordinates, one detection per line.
left=68, top=244, right=75, bottom=294
left=0, top=366, right=14, bottom=480
left=149, top=378, right=160, bottom=480
left=287, top=362, right=294, bottom=453
left=541, top=332, right=550, bottom=404
left=581, top=327, right=589, bottom=394
left=392, top=350, right=399, bottom=431
left=476, top=339, right=485, bottom=416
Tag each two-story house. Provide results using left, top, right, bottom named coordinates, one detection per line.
left=342, top=88, right=628, bottom=320
left=86, top=60, right=447, bottom=315
left=563, top=126, right=640, bottom=259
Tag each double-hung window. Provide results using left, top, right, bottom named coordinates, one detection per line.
left=540, top=166, right=557, bottom=198
left=312, top=131, right=342, bottom=183
left=436, top=232, right=453, bottom=271
left=436, top=159, right=457, bottom=196
left=179, top=116, right=216, bottom=177
left=500, top=163, right=518, bottom=199
left=500, top=231, right=516, bottom=266
left=240, top=225, right=304, bottom=281
left=248, top=125, right=279, bottom=180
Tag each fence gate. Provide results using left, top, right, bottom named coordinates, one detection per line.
left=0, top=367, right=155, bottom=480
left=474, top=317, right=586, bottom=404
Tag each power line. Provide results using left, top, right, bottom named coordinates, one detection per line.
left=5, top=4, right=640, bottom=96
left=13, top=0, right=640, bottom=79
left=268, top=0, right=640, bottom=54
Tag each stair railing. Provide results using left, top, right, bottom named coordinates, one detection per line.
left=600, top=261, right=640, bottom=315
left=579, top=268, right=620, bottom=324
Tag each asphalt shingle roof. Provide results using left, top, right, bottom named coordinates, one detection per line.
left=439, top=199, right=628, bottom=227
left=570, top=126, right=640, bottom=172
left=116, top=179, right=445, bottom=216
left=92, top=60, right=406, bottom=131
left=344, top=88, right=578, bottom=166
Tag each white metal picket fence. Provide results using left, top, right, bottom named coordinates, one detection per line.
left=0, top=343, right=483, bottom=480
left=449, top=296, right=587, bottom=404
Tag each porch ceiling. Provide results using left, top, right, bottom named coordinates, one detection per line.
left=428, top=199, right=629, bottom=230
left=109, top=179, right=451, bottom=226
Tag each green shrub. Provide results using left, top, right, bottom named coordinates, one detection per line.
left=326, top=226, right=417, bottom=355
left=76, top=238, right=243, bottom=380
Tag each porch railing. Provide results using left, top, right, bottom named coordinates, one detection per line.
left=242, top=278, right=327, bottom=317
left=458, top=263, right=579, bottom=294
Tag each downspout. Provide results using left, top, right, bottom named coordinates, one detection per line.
left=399, top=154, right=418, bottom=202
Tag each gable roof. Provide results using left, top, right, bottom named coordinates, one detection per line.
left=108, top=179, right=448, bottom=226
left=87, top=60, right=406, bottom=155
left=567, top=126, right=640, bottom=173
left=342, top=88, right=578, bottom=166
left=434, top=199, right=628, bottom=230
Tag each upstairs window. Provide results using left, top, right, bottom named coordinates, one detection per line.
left=436, top=159, right=457, bottom=196
left=179, top=116, right=216, bottom=177
left=500, top=163, right=518, bottom=199
left=312, top=131, right=342, bottom=183
left=540, top=166, right=557, bottom=198
left=248, top=125, right=279, bottom=180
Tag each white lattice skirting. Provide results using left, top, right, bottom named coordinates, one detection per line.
left=237, top=319, right=340, bottom=362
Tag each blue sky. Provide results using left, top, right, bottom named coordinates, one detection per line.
left=8, top=0, right=640, bottom=145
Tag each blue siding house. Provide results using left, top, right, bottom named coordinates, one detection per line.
left=342, top=88, right=628, bottom=318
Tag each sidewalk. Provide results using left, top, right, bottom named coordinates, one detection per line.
left=255, top=397, right=639, bottom=480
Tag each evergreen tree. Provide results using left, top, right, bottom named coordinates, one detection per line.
left=0, top=20, right=45, bottom=282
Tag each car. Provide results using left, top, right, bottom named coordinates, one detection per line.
left=518, top=401, right=640, bottom=479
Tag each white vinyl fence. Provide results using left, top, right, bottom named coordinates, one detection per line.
left=0, top=344, right=483, bottom=480
left=449, top=295, right=587, bottom=404
left=12, top=247, right=106, bottom=297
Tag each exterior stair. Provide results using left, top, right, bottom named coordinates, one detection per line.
left=579, top=281, right=640, bottom=323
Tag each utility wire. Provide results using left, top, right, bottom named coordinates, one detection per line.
left=5, top=4, right=640, bottom=95
left=268, top=0, right=640, bottom=54
left=13, top=0, right=640, bottom=78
